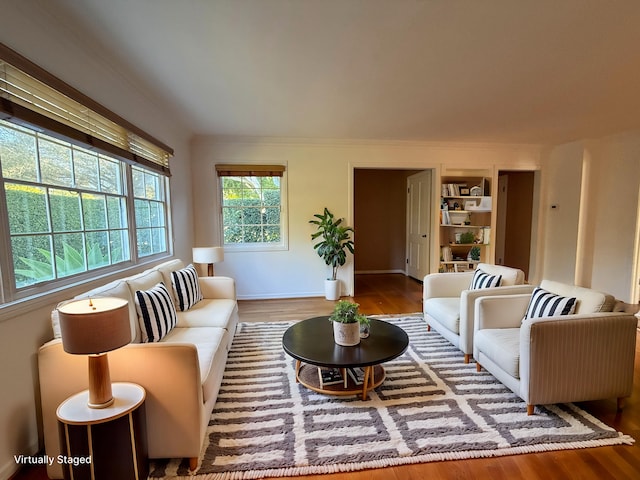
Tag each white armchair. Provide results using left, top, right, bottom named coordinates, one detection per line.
left=423, top=263, right=530, bottom=363
left=474, top=280, right=637, bottom=415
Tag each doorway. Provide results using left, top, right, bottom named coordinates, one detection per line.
left=353, top=168, right=428, bottom=285
left=495, top=171, right=536, bottom=278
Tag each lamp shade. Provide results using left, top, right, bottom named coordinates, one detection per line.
left=58, top=297, right=130, bottom=355
left=192, top=246, right=224, bottom=264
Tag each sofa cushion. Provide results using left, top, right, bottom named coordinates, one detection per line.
left=424, top=298, right=460, bottom=334
left=476, top=263, right=524, bottom=286
left=135, top=282, right=178, bottom=342
left=475, top=328, right=520, bottom=378
left=539, top=280, right=615, bottom=314
left=171, top=264, right=203, bottom=311
left=161, top=326, right=228, bottom=401
left=470, top=269, right=502, bottom=290
left=176, top=298, right=237, bottom=330
left=524, top=287, right=576, bottom=319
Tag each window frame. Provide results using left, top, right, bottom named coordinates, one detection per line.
left=0, top=43, right=173, bottom=308
left=0, top=121, right=171, bottom=305
left=217, top=167, right=288, bottom=253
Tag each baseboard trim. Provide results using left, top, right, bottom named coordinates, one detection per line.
left=1, top=441, right=39, bottom=480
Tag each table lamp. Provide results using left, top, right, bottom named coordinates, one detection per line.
left=57, top=297, right=130, bottom=409
left=192, top=246, right=224, bottom=276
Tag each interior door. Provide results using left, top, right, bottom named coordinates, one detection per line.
left=407, top=170, right=432, bottom=280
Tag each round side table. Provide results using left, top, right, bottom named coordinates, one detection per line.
left=56, top=382, right=148, bottom=480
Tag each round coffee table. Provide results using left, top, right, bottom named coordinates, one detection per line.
left=282, top=316, right=409, bottom=400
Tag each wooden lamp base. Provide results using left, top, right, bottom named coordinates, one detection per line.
left=87, top=353, right=114, bottom=408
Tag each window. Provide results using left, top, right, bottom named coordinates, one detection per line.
left=0, top=120, right=169, bottom=294
left=133, top=166, right=167, bottom=257
left=0, top=43, right=172, bottom=305
left=216, top=164, right=287, bottom=249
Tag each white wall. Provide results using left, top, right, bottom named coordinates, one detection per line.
left=586, top=133, right=640, bottom=300
left=0, top=3, right=193, bottom=478
left=541, top=141, right=584, bottom=284
left=542, top=132, right=640, bottom=301
left=192, top=137, right=542, bottom=299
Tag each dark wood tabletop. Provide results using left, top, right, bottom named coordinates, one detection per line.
left=282, top=316, right=409, bottom=368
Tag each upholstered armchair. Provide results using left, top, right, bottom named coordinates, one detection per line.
left=423, top=263, right=530, bottom=363
left=474, top=280, right=638, bottom=415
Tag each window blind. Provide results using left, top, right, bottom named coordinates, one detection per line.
left=0, top=43, right=172, bottom=175
left=215, top=164, right=285, bottom=177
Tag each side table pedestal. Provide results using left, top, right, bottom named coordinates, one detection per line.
left=56, top=382, right=148, bottom=480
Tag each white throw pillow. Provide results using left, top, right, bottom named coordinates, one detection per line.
left=135, top=282, right=177, bottom=342
left=524, top=287, right=577, bottom=319
left=470, top=269, right=502, bottom=290
left=171, top=264, right=203, bottom=311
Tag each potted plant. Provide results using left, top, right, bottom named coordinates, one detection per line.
left=329, top=300, right=370, bottom=346
left=309, top=208, right=355, bottom=300
left=469, top=246, right=481, bottom=261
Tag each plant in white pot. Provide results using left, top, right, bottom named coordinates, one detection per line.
left=329, top=300, right=370, bottom=346
left=309, top=208, right=355, bottom=300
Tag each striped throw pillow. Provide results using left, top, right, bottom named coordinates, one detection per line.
left=470, top=269, right=502, bottom=290
left=135, top=282, right=177, bottom=342
left=171, top=264, right=203, bottom=311
left=524, top=287, right=577, bottom=319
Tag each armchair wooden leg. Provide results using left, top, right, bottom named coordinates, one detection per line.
left=617, top=397, right=625, bottom=411
left=464, top=354, right=471, bottom=364
left=527, top=405, right=535, bottom=415
left=476, top=363, right=482, bottom=372
left=189, top=457, right=198, bottom=472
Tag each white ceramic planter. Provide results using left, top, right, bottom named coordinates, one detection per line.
left=333, top=321, right=360, bottom=346
left=324, top=279, right=340, bottom=301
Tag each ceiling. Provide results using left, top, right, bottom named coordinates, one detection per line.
left=54, top=0, right=640, bottom=145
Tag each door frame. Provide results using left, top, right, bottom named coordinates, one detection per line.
left=349, top=163, right=438, bottom=296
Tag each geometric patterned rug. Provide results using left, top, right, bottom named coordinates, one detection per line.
left=149, top=314, right=634, bottom=479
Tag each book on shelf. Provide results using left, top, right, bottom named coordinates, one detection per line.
left=347, top=367, right=367, bottom=385
left=318, top=368, right=343, bottom=387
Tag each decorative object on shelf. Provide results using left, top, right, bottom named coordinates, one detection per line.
left=57, top=297, right=130, bottom=409
left=460, top=231, right=476, bottom=244
left=309, top=208, right=355, bottom=301
left=329, top=300, right=369, bottom=346
left=192, top=246, right=224, bottom=276
left=470, top=185, right=482, bottom=196
left=468, top=246, right=481, bottom=261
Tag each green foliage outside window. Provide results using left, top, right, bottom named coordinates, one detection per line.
left=222, top=176, right=282, bottom=244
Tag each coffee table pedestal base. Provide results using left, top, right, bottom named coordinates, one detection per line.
left=295, top=361, right=385, bottom=400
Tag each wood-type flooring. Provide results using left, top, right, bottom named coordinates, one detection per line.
left=11, top=274, right=640, bottom=480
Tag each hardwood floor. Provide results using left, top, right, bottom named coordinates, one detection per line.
left=11, top=274, right=640, bottom=479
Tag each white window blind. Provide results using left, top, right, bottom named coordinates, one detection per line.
left=0, top=43, right=172, bottom=175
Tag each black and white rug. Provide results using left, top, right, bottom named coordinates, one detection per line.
left=150, top=315, right=634, bottom=479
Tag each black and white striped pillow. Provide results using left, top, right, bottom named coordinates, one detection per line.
left=470, top=269, right=502, bottom=290
left=135, top=282, right=177, bottom=342
left=171, top=264, right=203, bottom=311
left=524, top=287, right=577, bottom=319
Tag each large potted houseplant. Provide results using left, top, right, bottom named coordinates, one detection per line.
left=309, top=208, right=355, bottom=300
left=329, top=300, right=369, bottom=346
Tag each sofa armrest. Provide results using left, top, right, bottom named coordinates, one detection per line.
left=199, top=276, right=236, bottom=299
left=458, top=284, right=535, bottom=354
left=423, top=272, right=475, bottom=300
left=474, top=294, right=531, bottom=331
left=520, top=313, right=637, bottom=405
left=39, top=340, right=204, bottom=478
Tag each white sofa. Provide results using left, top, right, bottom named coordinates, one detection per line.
left=38, top=259, right=238, bottom=478
left=474, top=280, right=637, bottom=415
left=423, top=263, right=531, bottom=363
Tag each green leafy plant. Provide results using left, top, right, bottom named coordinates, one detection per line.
left=309, top=208, right=354, bottom=281
left=460, top=231, right=476, bottom=244
left=329, top=300, right=369, bottom=325
left=469, top=246, right=481, bottom=261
